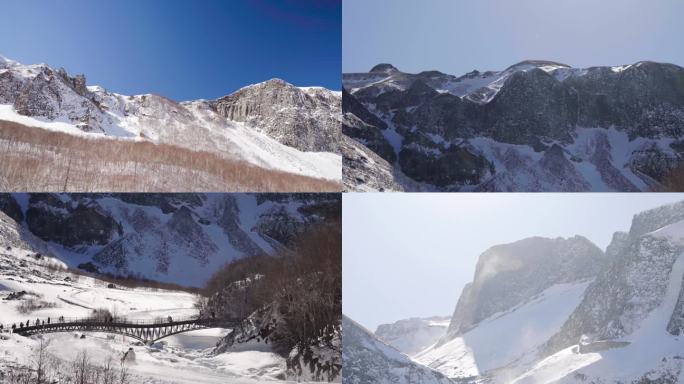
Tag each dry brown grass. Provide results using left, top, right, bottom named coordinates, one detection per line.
left=0, top=120, right=341, bottom=192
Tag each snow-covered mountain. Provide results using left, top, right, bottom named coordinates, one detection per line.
left=413, top=201, right=684, bottom=383
left=0, top=193, right=340, bottom=287
left=0, top=55, right=341, bottom=189
left=342, top=60, right=684, bottom=191
left=374, top=316, right=450, bottom=356
left=342, top=315, right=454, bottom=384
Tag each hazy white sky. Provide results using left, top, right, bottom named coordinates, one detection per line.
left=343, top=193, right=684, bottom=331
left=343, top=0, right=684, bottom=75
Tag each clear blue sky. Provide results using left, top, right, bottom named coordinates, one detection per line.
left=0, top=0, right=341, bottom=101
left=343, top=0, right=684, bottom=75
left=343, top=193, right=684, bottom=332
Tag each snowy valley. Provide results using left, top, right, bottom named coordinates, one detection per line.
left=0, top=193, right=342, bottom=384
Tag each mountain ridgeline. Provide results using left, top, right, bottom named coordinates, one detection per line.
left=0, top=55, right=341, bottom=191
left=343, top=60, right=684, bottom=192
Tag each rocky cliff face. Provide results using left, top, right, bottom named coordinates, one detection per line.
left=0, top=55, right=340, bottom=182
left=0, top=193, right=340, bottom=287
left=212, top=79, right=340, bottom=153
left=544, top=201, right=684, bottom=354
left=343, top=60, right=684, bottom=191
left=445, top=236, right=605, bottom=338
left=408, top=201, right=684, bottom=383
left=342, top=315, right=454, bottom=384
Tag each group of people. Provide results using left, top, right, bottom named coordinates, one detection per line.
left=3, top=316, right=67, bottom=333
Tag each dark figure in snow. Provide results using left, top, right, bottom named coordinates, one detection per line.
left=26, top=320, right=29, bottom=326
left=41, top=320, right=44, bottom=326
left=211, top=311, right=215, bottom=319
left=20, top=322, right=23, bottom=328
left=36, top=318, right=39, bottom=326
left=0, top=324, right=3, bottom=330
left=11, top=324, right=15, bottom=332
left=47, top=317, right=50, bottom=324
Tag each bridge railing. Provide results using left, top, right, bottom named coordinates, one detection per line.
left=4, top=315, right=229, bottom=331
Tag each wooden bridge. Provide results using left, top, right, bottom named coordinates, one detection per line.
left=13, top=316, right=238, bottom=344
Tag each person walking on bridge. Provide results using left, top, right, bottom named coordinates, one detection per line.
left=47, top=317, right=50, bottom=325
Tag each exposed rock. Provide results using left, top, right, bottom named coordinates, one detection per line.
left=343, top=60, right=684, bottom=191
left=0, top=194, right=23, bottom=223
left=446, top=236, right=605, bottom=338
left=545, top=202, right=684, bottom=354
left=26, top=195, right=122, bottom=247
left=212, top=79, right=340, bottom=152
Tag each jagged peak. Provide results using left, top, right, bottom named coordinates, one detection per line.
left=369, top=63, right=399, bottom=74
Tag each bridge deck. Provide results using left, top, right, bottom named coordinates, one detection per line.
left=12, top=316, right=238, bottom=344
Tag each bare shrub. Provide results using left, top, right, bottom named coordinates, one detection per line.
left=88, top=308, right=114, bottom=322
left=18, top=299, right=57, bottom=314
left=70, top=350, right=92, bottom=384
left=0, top=120, right=340, bottom=192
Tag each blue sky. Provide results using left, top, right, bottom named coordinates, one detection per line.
left=343, top=193, right=684, bottom=331
left=343, top=0, right=684, bottom=75
left=0, top=0, right=341, bottom=101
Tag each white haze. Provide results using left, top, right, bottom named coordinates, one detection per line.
left=343, top=193, right=684, bottom=331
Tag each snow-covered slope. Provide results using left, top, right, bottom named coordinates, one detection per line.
left=342, top=315, right=454, bottom=384
left=511, top=216, right=684, bottom=384
left=414, top=201, right=684, bottom=384
left=374, top=316, right=450, bottom=357
left=0, top=193, right=340, bottom=287
left=0, top=54, right=341, bottom=182
left=342, top=60, right=684, bottom=191
left=416, top=281, right=592, bottom=381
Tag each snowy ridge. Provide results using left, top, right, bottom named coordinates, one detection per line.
left=0, top=55, right=341, bottom=181
left=342, top=60, right=684, bottom=191
left=374, top=316, right=450, bottom=357
left=342, top=315, right=454, bottom=384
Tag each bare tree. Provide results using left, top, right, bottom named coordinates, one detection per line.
left=71, top=349, right=92, bottom=384
left=118, top=360, right=130, bottom=384
left=101, top=355, right=117, bottom=384
left=32, top=338, right=51, bottom=384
